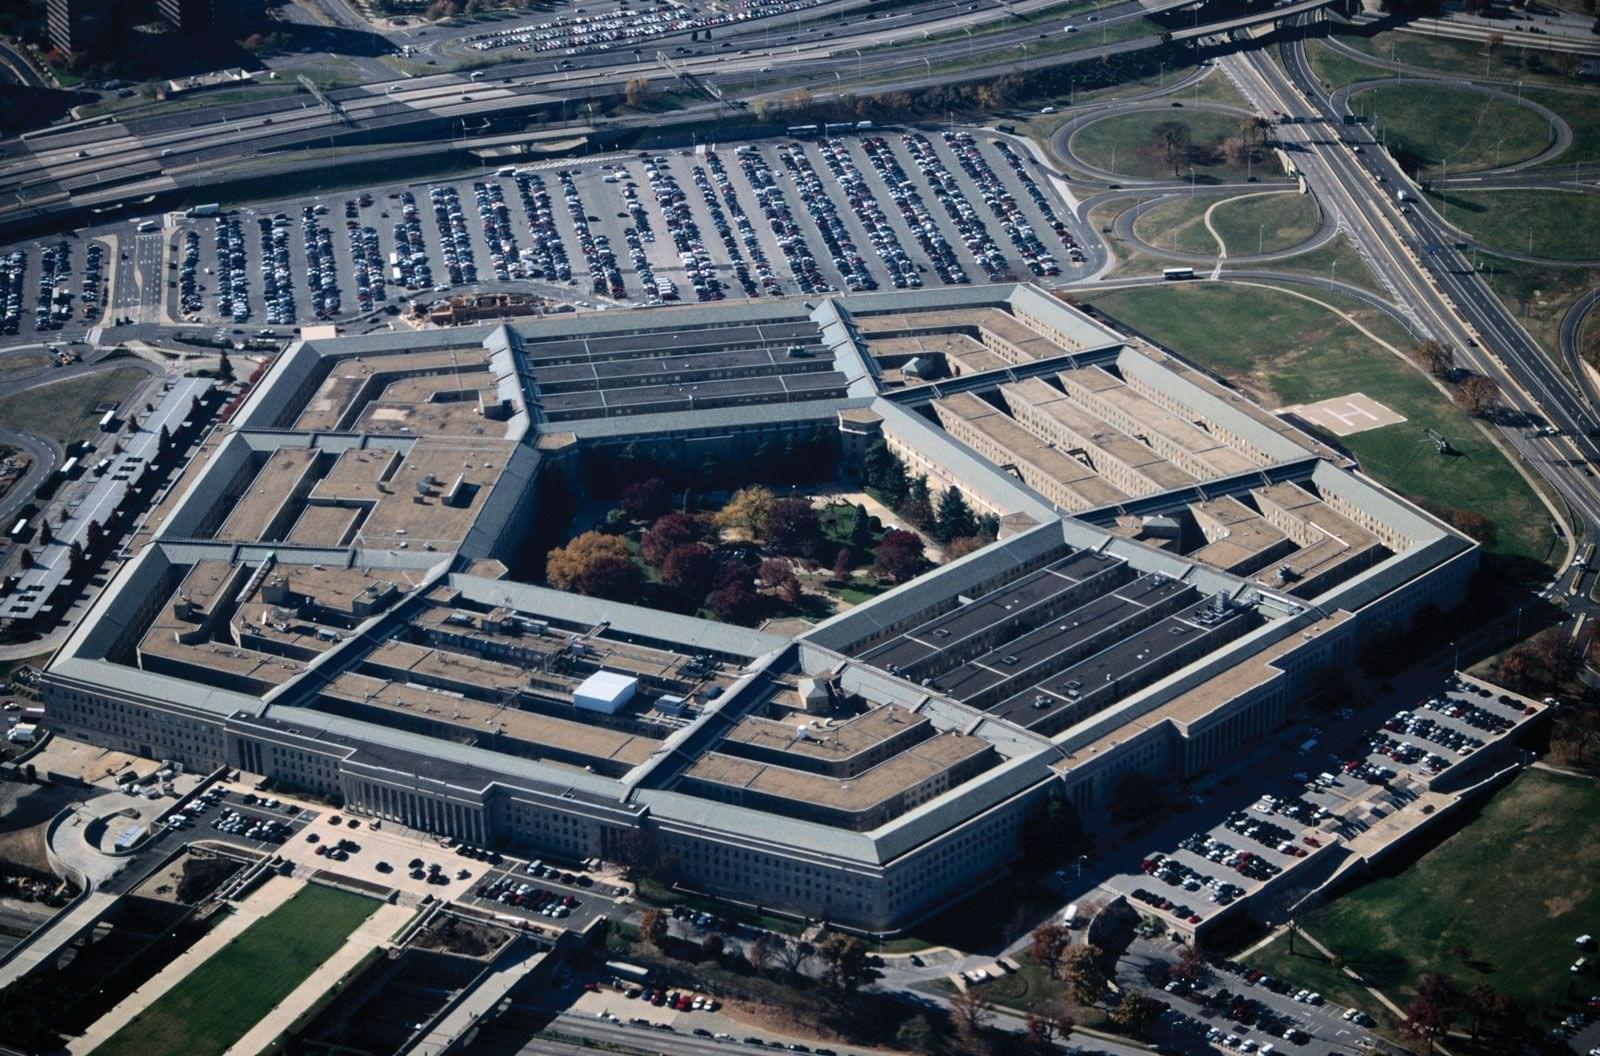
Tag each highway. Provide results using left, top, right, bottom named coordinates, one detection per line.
left=0, top=0, right=1347, bottom=236
left=1238, top=20, right=1600, bottom=586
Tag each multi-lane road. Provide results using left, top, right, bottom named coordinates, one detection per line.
left=0, top=0, right=1349, bottom=237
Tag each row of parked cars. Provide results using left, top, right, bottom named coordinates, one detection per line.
left=703, top=152, right=782, bottom=296
left=778, top=142, right=875, bottom=293
left=861, top=135, right=969, bottom=286
left=736, top=144, right=830, bottom=295
left=512, top=173, right=574, bottom=284
left=461, top=0, right=824, bottom=55
left=943, top=130, right=1062, bottom=277
left=558, top=169, right=624, bottom=298
left=35, top=241, right=74, bottom=331
left=637, top=154, right=723, bottom=302
left=430, top=185, right=479, bottom=288
left=257, top=214, right=298, bottom=326
left=476, top=875, right=579, bottom=918
left=1, top=251, right=23, bottom=334
left=992, top=138, right=1085, bottom=266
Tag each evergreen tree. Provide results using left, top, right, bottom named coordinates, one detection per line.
left=849, top=504, right=871, bottom=550
left=217, top=349, right=235, bottom=381
left=935, top=486, right=977, bottom=543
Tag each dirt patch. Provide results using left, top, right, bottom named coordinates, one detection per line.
left=1546, top=894, right=1576, bottom=917
left=412, top=913, right=515, bottom=959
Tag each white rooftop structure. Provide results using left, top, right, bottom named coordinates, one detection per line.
left=573, top=671, right=638, bottom=715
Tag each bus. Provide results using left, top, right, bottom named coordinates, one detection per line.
left=1162, top=267, right=1195, bottom=281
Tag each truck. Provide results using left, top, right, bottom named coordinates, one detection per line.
left=186, top=203, right=221, bottom=218
left=1063, top=903, right=1081, bottom=928
left=1396, top=189, right=1412, bottom=203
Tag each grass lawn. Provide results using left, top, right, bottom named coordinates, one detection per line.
left=1247, top=768, right=1600, bottom=1022
left=1208, top=191, right=1321, bottom=256
left=848, top=15, right=1151, bottom=88
left=0, top=367, right=148, bottom=449
left=1302, top=35, right=1386, bottom=92
left=1339, top=28, right=1579, bottom=89
left=1070, top=109, right=1261, bottom=182
left=96, top=885, right=380, bottom=1056
left=0, top=352, right=50, bottom=377
left=1425, top=189, right=1600, bottom=261
left=1130, top=194, right=1220, bottom=256
left=1526, top=88, right=1600, bottom=167
left=1350, top=83, right=1552, bottom=175
left=1083, top=283, right=1555, bottom=572
left=1265, top=234, right=1386, bottom=296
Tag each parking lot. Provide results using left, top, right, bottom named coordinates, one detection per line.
left=1104, top=675, right=1542, bottom=937
left=459, top=861, right=620, bottom=933
left=0, top=128, right=1088, bottom=343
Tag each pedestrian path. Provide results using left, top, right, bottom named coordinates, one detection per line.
left=220, top=900, right=411, bottom=1056
left=71, top=875, right=304, bottom=1055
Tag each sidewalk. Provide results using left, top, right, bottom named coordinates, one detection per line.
left=70, top=875, right=305, bottom=1055
left=219, top=900, right=412, bottom=1056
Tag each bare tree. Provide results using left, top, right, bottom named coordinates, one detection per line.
left=1150, top=121, right=1192, bottom=179
left=1413, top=339, right=1454, bottom=375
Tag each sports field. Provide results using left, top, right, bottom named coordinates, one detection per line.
left=96, top=884, right=381, bottom=1056
left=1249, top=768, right=1600, bottom=1022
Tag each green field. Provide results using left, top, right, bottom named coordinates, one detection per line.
left=1130, top=195, right=1220, bottom=256
left=1426, top=189, right=1600, bottom=261
left=1247, top=768, right=1600, bottom=1021
left=97, top=885, right=380, bottom=1056
left=1339, top=28, right=1581, bottom=89
left=1084, top=283, right=1554, bottom=571
left=0, top=367, right=148, bottom=449
left=1268, top=234, right=1387, bottom=297
left=1069, top=108, right=1264, bottom=182
left=1526, top=88, right=1600, bottom=167
left=1350, top=83, right=1552, bottom=175
left=1303, top=36, right=1386, bottom=92
left=1207, top=191, right=1321, bottom=255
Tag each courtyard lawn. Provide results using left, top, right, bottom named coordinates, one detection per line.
left=96, top=885, right=380, bottom=1056
left=1247, top=768, right=1600, bottom=1022
left=1350, top=83, right=1552, bottom=174
left=1425, top=189, right=1600, bottom=262
left=1207, top=191, right=1321, bottom=256
left=1084, top=283, right=1555, bottom=573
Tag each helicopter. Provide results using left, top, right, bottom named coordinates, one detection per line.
left=1422, top=428, right=1464, bottom=458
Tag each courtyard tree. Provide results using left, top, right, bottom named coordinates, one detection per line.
left=765, top=497, right=821, bottom=556
left=831, top=547, right=854, bottom=583
left=714, top=485, right=777, bottom=540
left=662, top=543, right=717, bottom=597
left=935, top=486, right=978, bottom=543
left=863, top=439, right=909, bottom=506
left=872, top=529, right=925, bottom=583
left=949, top=985, right=995, bottom=1036
left=708, top=579, right=764, bottom=624
left=621, top=477, right=674, bottom=522
left=546, top=531, right=631, bottom=591
left=641, top=512, right=714, bottom=566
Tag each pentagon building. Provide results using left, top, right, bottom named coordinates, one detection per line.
left=43, top=285, right=1476, bottom=932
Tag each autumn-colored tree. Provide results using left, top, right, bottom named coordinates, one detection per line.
left=1413, top=339, right=1454, bottom=375
left=1059, top=943, right=1107, bottom=1003
left=943, top=535, right=989, bottom=561
left=640, top=907, right=669, bottom=949
left=747, top=934, right=771, bottom=975
left=765, top=497, right=821, bottom=556
left=714, top=486, right=777, bottom=539
left=621, top=477, right=673, bottom=521
left=708, top=579, right=763, bottom=624
left=949, top=985, right=994, bottom=1035
left=831, top=547, right=854, bottom=583
left=1171, top=942, right=1209, bottom=984
left=662, top=543, right=717, bottom=596
left=1030, top=923, right=1070, bottom=979
left=640, top=512, right=714, bottom=566
left=872, top=529, right=924, bottom=583
left=546, top=531, right=632, bottom=591
left=624, top=76, right=653, bottom=108
left=1109, top=991, right=1163, bottom=1038
left=816, top=932, right=880, bottom=993
left=1453, top=373, right=1500, bottom=416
